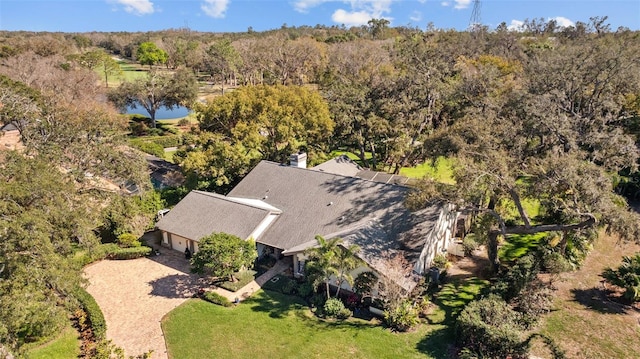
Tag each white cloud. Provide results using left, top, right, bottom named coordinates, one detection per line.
left=550, top=16, right=574, bottom=28
left=293, top=0, right=330, bottom=13
left=201, top=0, right=229, bottom=18
left=294, top=0, right=394, bottom=26
left=410, top=11, right=422, bottom=22
left=111, top=0, right=154, bottom=15
left=507, top=19, right=525, bottom=31
left=441, top=0, right=471, bottom=9
left=332, top=9, right=373, bottom=26
left=453, top=0, right=471, bottom=10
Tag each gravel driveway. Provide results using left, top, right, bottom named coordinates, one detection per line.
left=84, top=251, right=204, bottom=359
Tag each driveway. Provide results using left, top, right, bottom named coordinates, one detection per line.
left=84, top=251, right=205, bottom=359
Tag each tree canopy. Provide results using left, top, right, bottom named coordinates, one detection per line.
left=190, top=232, right=257, bottom=281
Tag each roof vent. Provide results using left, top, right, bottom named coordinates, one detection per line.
left=328, top=201, right=333, bottom=206
left=263, top=195, right=268, bottom=200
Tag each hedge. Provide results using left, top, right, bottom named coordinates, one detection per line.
left=74, top=287, right=106, bottom=340
left=105, top=246, right=152, bottom=260
left=202, top=291, right=233, bottom=307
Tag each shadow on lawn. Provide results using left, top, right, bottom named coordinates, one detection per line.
left=416, top=326, right=454, bottom=359
left=243, top=290, right=308, bottom=319
left=429, top=277, right=488, bottom=325
left=571, top=287, right=631, bottom=315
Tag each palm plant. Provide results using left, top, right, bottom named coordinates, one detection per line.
left=305, top=235, right=340, bottom=299
left=334, top=243, right=361, bottom=297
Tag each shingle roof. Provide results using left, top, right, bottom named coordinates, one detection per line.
left=156, top=190, right=279, bottom=241
left=312, top=155, right=362, bottom=176
left=227, top=161, right=437, bottom=252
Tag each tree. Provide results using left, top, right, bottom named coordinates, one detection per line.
left=304, top=235, right=361, bottom=299
left=196, top=85, right=333, bottom=162
left=173, top=132, right=261, bottom=192
left=333, top=243, right=361, bottom=297
left=190, top=232, right=257, bottom=281
left=204, top=39, right=242, bottom=94
left=136, top=41, right=168, bottom=68
left=71, top=49, right=122, bottom=87
left=108, top=68, right=198, bottom=128
left=603, top=253, right=640, bottom=302
left=409, top=35, right=640, bottom=271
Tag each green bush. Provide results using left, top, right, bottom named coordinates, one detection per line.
left=203, top=291, right=233, bottom=307
left=297, top=282, right=314, bottom=298
left=177, top=118, right=191, bottom=126
left=513, top=279, right=554, bottom=329
left=432, top=254, right=450, bottom=269
left=455, top=295, right=526, bottom=358
left=462, top=235, right=479, bottom=256
left=106, top=246, right=152, bottom=260
left=74, top=287, right=106, bottom=340
left=353, top=271, right=378, bottom=297
left=117, top=233, right=141, bottom=248
left=492, top=254, right=539, bottom=301
left=132, top=141, right=164, bottom=157
left=281, top=279, right=298, bottom=295
left=384, top=300, right=420, bottom=332
left=603, top=253, right=640, bottom=302
left=323, top=298, right=347, bottom=318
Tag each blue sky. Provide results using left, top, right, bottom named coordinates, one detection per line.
left=0, top=0, right=638, bottom=33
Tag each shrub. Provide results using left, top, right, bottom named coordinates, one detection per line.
left=281, top=279, right=298, bottom=295
left=432, top=254, right=450, bottom=270
left=132, top=141, right=164, bottom=157
left=384, top=300, right=420, bottom=332
left=117, top=233, right=141, bottom=248
left=492, top=254, right=539, bottom=301
left=203, top=291, right=233, bottom=307
left=603, top=253, right=640, bottom=302
left=323, top=298, right=347, bottom=318
left=462, top=235, right=479, bottom=256
left=106, top=246, right=152, bottom=260
left=353, top=271, right=378, bottom=297
left=513, top=279, right=554, bottom=329
left=177, top=118, right=191, bottom=127
left=455, top=295, right=526, bottom=358
left=297, top=282, right=313, bottom=298
left=74, top=287, right=106, bottom=340
left=310, top=293, right=326, bottom=309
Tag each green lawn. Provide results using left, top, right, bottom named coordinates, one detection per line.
left=23, top=325, right=80, bottom=359
left=499, top=232, right=547, bottom=263
left=163, top=290, right=444, bottom=359
left=399, top=157, right=455, bottom=184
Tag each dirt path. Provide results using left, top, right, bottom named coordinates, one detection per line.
left=84, top=253, right=206, bottom=359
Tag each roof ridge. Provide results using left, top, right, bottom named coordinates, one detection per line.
left=257, top=160, right=408, bottom=189
left=190, top=190, right=281, bottom=213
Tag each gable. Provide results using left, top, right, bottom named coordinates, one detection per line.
left=156, top=190, right=278, bottom=242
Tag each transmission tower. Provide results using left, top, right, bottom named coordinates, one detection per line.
left=469, top=0, right=482, bottom=32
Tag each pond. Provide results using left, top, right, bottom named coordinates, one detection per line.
left=125, top=104, right=191, bottom=119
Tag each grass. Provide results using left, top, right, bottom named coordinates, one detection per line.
left=533, top=234, right=640, bottom=358
left=498, top=232, right=547, bottom=263
left=23, top=325, right=80, bottom=359
left=216, top=270, right=258, bottom=292
left=163, top=290, right=444, bottom=359
left=399, top=156, right=456, bottom=184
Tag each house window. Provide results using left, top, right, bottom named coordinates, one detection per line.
left=297, top=259, right=305, bottom=274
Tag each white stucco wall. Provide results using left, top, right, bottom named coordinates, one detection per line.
left=170, top=234, right=189, bottom=253
left=413, top=204, right=459, bottom=275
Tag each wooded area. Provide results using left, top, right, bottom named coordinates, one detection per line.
left=0, top=17, right=639, bottom=357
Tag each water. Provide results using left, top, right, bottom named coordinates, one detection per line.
left=125, top=104, right=190, bottom=119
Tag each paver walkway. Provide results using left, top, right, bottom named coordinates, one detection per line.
left=84, top=251, right=205, bottom=359
left=211, top=259, right=289, bottom=302
left=84, top=250, right=288, bottom=358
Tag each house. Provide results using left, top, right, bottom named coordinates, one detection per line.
left=156, top=154, right=459, bottom=293
left=0, top=122, right=23, bottom=150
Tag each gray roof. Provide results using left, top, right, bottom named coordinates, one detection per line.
left=156, top=190, right=279, bottom=241
left=312, top=155, right=362, bottom=176
left=228, top=161, right=437, bottom=252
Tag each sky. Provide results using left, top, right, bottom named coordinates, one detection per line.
left=0, top=0, right=638, bottom=33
